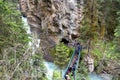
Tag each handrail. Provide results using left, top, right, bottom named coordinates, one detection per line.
left=64, top=49, right=76, bottom=78
left=74, top=50, right=81, bottom=80
left=64, top=48, right=81, bottom=80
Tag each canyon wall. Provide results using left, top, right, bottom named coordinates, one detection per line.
left=19, top=0, right=83, bottom=61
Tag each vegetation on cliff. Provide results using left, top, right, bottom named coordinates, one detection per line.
left=78, top=0, right=120, bottom=79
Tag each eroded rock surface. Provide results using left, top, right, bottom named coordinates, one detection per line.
left=19, top=0, right=83, bottom=61
left=84, top=54, right=94, bottom=73
left=19, top=0, right=83, bottom=44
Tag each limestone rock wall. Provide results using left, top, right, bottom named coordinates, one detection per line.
left=19, top=0, right=83, bottom=57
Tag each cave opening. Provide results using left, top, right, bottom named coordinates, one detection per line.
left=71, top=34, right=78, bottom=40
left=60, top=38, right=69, bottom=45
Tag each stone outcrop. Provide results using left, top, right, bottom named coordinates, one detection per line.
left=84, top=54, right=94, bottom=73
left=19, top=0, right=83, bottom=44
left=19, top=0, right=83, bottom=61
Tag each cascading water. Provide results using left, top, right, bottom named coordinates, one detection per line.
left=44, top=62, right=58, bottom=80
left=22, top=17, right=40, bottom=53
left=22, top=16, right=45, bottom=79
left=22, top=17, right=58, bottom=80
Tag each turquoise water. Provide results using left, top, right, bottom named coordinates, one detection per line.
left=44, top=62, right=104, bottom=80
left=44, top=62, right=58, bottom=80
left=89, top=72, right=103, bottom=80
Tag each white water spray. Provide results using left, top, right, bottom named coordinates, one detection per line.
left=22, top=17, right=58, bottom=80
left=22, top=17, right=40, bottom=50
left=44, top=62, right=58, bottom=80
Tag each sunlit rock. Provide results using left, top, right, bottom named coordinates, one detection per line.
left=84, top=54, right=94, bottom=73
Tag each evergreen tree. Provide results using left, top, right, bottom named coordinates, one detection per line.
left=81, top=0, right=99, bottom=41
left=0, top=0, right=47, bottom=80
left=53, top=43, right=70, bottom=80
left=114, top=11, right=120, bottom=58
left=54, top=43, right=70, bottom=69
left=52, top=70, right=61, bottom=80
left=99, top=0, right=120, bottom=40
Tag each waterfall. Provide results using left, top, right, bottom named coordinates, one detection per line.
left=22, top=17, right=32, bottom=46
left=22, top=17, right=42, bottom=79
left=44, top=62, right=58, bottom=80
left=22, top=17, right=40, bottom=52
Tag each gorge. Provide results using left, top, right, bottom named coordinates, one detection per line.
left=0, top=0, right=120, bottom=80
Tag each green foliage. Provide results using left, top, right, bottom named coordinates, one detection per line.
left=0, top=0, right=47, bottom=80
left=114, top=11, right=120, bottom=53
left=81, top=0, right=99, bottom=41
left=32, top=52, right=45, bottom=68
left=52, top=70, right=61, bottom=80
left=81, top=0, right=120, bottom=41
left=76, top=60, right=89, bottom=80
left=32, top=52, right=47, bottom=80
left=80, top=1, right=120, bottom=75
left=92, top=40, right=111, bottom=67
left=91, top=40, right=119, bottom=73
left=53, top=43, right=71, bottom=69
left=0, top=0, right=30, bottom=48
left=96, top=0, right=120, bottom=40
left=50, top=43, right=74, bottom=79
left=80, top=18, right=98, bottom=40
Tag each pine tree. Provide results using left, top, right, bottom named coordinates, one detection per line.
left=114, top=11, right=120, bottom=57
left=53, top=43, right=70, bottom=80
left=80, top=0, right=100, bottom=43
left=54, top=43, right=70, bottom=69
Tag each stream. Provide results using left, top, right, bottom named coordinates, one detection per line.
left=44, top=61, right=104, bottom=80
left=44, top=62, right=58, bottom=80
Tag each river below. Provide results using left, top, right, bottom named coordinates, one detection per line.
left=44, top=61, right=106, bottom=80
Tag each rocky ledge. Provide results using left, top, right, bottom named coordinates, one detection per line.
left=19, top=0, right=83, bottom=46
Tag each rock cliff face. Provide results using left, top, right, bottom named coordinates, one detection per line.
left=19, top=0, right=83, bottom=60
